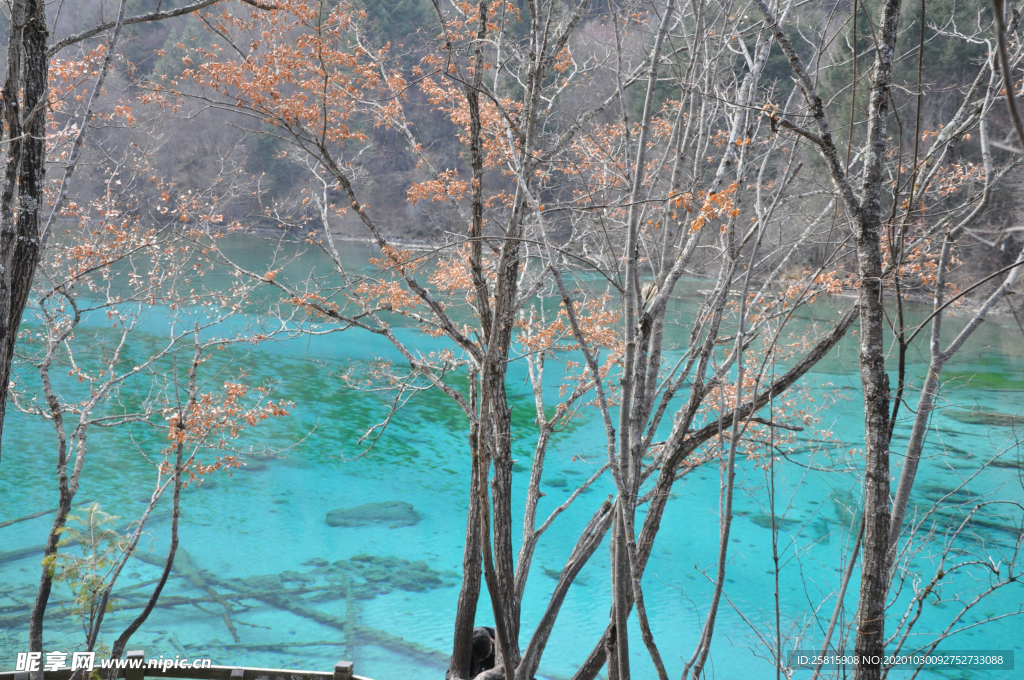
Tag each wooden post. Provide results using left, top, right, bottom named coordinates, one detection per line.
left=125, top=651, right=144, bottom=680
left=333, top=661, right=353, bottom=680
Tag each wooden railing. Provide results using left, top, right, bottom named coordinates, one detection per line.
left=0, top=652, right=371, bottom=680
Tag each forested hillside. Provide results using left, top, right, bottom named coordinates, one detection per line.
left=28, top=0, right=1024, bottom=283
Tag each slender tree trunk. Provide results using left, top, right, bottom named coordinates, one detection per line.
left=685, top=232, right=755, bottom=679
left=852, top=2, right=902, bottom=677
left=852, top=215, right=892, bottom=680
left=610, top=515, right=631, bottom=680
left=28, top=488, right=71, bottom=680
left=479, top=362, right=520, bottom=672
left=105, top=441, right=182, bottom=680
left=611, top=3, right=675, bottom=673
left=476, top=429, right=515, bottom=680
left=449, top=420, right=483, bottom=679
left=476, top=192, right=530, bottom=673
left=811, top=522, right=863, bottom=680
left=28, top=344, right=76, bottom=680
left=516, top=499, right=614, bottom=680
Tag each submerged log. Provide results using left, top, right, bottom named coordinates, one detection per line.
left=0, top=509, right=57, bottom=530
left=0, top=543, right=46, bottom=566
left=0, top=501, right=94, bottom=530
left=135, top=548, right=241, bottom=643
left=203, top=641, right=342, bottom=652
left=946, top=409, right=1024, bottom=427
left=133, top=549, right=449, bottom=666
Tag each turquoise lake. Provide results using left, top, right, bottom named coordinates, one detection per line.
left=1, top=238, right=1022, bottom=679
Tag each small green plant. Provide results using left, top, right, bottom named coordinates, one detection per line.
left=45, top=504, right=128, bottom=638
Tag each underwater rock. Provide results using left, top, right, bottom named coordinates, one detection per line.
left=946, top=409, right=1023, bottom=427
left=302, top=557, right=329, bottom=567
left=313, top=554, right=454, bottom=596
left=243, top=574, right=280, bottom=591
left=326, top=501, right=421, bottom=528
left=543, top=477, right=568, bottom=488
left=349, top=554, right=444, bottom=590
left=748, top=513, right=802, bottom=531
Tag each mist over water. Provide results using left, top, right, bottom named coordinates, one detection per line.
left=1, top=238, right=1022, bottom=680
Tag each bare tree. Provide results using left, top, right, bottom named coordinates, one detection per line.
left=0, top=0, right=278, bottom=458
left=169, top=2, right=885, bottom=679
left=758, top=1, right=1024, bottom=678
left=9, top=127, right=287, bottom=674
left=121, top=0, right=1024, bottom=677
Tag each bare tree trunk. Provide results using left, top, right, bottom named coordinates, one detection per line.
left=993, top=0, right=1024, bottom=149
left=611, top=3, right=675, bottom=674
left=753, top=0, right=903, bottom=675
left=28, top=482, right=70, bottom=680
left=0, top=0, right=48, bottom=459
left=105, top=438, right=183, bottom=679
left=610, top=514, right=631, bottom=680
left=516, top=499, right=614, bottom=680
left=852, top=2, right=903, bottom=678
left=27, top=307, right=79, bottom=680
left=444, top=14, right=488, bottom=662
left=685, top=223, right=758, bottom=679
left=852, top=219, right=892, bottom=680
left=476, top=429, right=515, bottom=680
left=476, top=247, right=523, bottom=672
left=449, top=380, right=483, bottom=680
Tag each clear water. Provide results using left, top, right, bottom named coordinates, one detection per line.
left=1, top=238, right=1022, bottom=680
